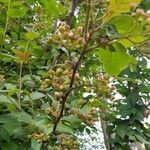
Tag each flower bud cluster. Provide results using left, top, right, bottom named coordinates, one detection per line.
left=58, top=134, right=78, bottom=149
left=47, top=22, right=86, bottom=50
left=41, top=60, right=80, bottom=97
left=45, top=101, right=61, bottom=118
left=132, top=8, right=150, bottom=24
left=83, top=74, right=115, bottom=100
left=70, top=108, right=99, bottom=126
left=31, top=132, right=48, bottom=143
left=94, top=74, right=115, bottom=100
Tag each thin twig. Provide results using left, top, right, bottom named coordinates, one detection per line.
left=84, top=0, right=92, bottom=38
left=18, top=40, right=29, bottom=108
left=3, top=0, right=11, bottom=39
left=18, top=61, right=23, bottom=108
left=29, top=64, right=35, bottom=115
left=0, top=0, right=11, bottom=52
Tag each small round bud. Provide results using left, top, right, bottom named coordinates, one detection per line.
left=77, top=37, right=84, bottom=45
left=85, top=87, right=91, bottom=93
left=99, top=0, right=105, bottom=5
left=100, top=37, right=109, bottom=45
left=136, top=8, right=145, bottom=15
left=48, top=70, right=56, bottom=76
left=59, top=85, right=64, bottom=91
left=146, top=10, right=150, bottom=18
left=130, top=3, right=138, bottom=11
left=147, top=18, right=150, bottom=24
left=75, top=73, right=80, bottom=80
left=63, top=70, right=69, bottom=75
left=56, top=68, right=63, bottom=76
left=54, top=92, right=63, bottom=98
left=68, top=31, right=74, bottom=40
left=47, top=37, right=53, bottom=44
left=62, top=31, right=68, bottom=38
left=27, top=135, right=32, bottom=138
left=77, top=26, right=83, bottom=33
left=106, top=93, right=112, bottom=98
left=44, top=79, right=51, bottom=85
left=58, top=25, right=66, bottom=32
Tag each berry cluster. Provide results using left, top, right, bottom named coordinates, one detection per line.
left=58, top=134, right=78, bottom=149
left=83, top=74, right=115, bottom=100
left=70, top=107, right=98, bottom=126
left=45, top=100, right=61, bottom=118
left=41, top=60, right=80, bottom=97
left=47, top=22, right=86, bottom=50
left=132, top=8, right=150, bottom=24
left=94, top=74, right=115, bottom=100
left=31, top=132, right=48, bottom=143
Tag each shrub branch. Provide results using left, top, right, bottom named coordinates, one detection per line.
left=52, top=0, right=92, bottom=135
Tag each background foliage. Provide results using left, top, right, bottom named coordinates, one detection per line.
left=0, top=0, right=150, bottom=149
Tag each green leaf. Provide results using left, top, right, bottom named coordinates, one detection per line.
left=0, top=53, right=18, bottom=62
left=39, top=0, right=67, bottom=18
left=0, top=113, right=17, bottom=123
left=98, top=43, right=136, bottom=75
left=57, top=123, right=74, bottom=135
left=108, top=15, right=146, bottom=47
left=35, top=119, right=52, bottom=135
left=0, top=125, right=10, bottom=142
left=7, top=8, right=26, bottom=18
left=141, top=0, right=150, bottom=10
left=18, top=112, right=35, bottom=124
left=103, top=0, right=141, bottom=23
left=109, top=15, right=142, bottom=35
left=117, top=35, right=146, bottom=47
left=7, top=1, right=27, bottom=18
left=0, top=0, right=8, bottom=4
left=26, top=31, right=38, bottom=41
left=116, top=123, right=127, bottom=139
left=13, top=127, right=32, bottom=138
left=31, top=92, right=46, bottom=100
left=89, top=99, right=110, bottom=110
left=0, top=28, right=4, bottom=43
left=61, top=115, right=82, bottom=128
left=1, top=142, right=18, bottom=150
left=3, top=121, right=21, bottom=135
left=115, top=76, right=136, bottom=83
left=31, top=138, right=42, bottom=150
left=136, top=135, right=150, bottom=145
left=0, top=95, right=17, bottom=104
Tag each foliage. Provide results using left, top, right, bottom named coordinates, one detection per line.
left=0, top=0, right=150, bottom=149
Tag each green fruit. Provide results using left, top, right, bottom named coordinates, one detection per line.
left=41, top=84, right=47, bottom=90
left=58, top=25, right=66, bottom=32
left=68, top=31, right=74, bottom=40
left=56, top=68, right=63, bottom=76
left=77, top=26, right=83, bottom=33
left=54, top=92, right=63, bottom=97
left=85, top=87, right=91, bottom=93
left=48, top=70, right=56, bottom=76
left=44, top=78, right=51, bottom=85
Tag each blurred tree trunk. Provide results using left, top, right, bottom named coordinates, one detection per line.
left=100, top=118, right=111, bottom=150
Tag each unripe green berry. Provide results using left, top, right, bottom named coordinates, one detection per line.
left=77, top=26, right=83, bottom=33
left=44, top=78, right=51, bottom=85
left=56, top=68, right=63, bottom=76
left=48, top=70, right=56, bottom=76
